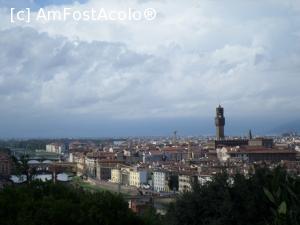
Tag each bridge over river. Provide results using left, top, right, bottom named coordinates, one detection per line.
left=11, top=161, right=77, bottom=183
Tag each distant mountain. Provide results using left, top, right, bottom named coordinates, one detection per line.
left=270, top=120, right=300, bottom=135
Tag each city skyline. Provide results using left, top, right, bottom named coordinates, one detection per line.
left=2, top=1, right=300, bottom=225
left=0, top=0, right=300, bottom=137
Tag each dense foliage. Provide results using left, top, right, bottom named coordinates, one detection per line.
left=2, top=167, right=300, bottom=225
left=0, top=181, right=145, bottom=225
left=166, top=167, right=300, bottom=225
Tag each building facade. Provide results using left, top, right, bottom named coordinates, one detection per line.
left=153, top=171, right=169, bottom=192
left=111, top=168, right=121, bottom=183
left=178, top=174, right=198, bottom=192
left=111, top=167, right=130, bottom=185
left=249, top=138, right=273, bottom=148
left=227, top=147, right=297, bottom=163
left=46, top=143, right=66, bottom=154
left=129, top=169, right=148, bottom=188
left=85, top=156, right=97, bottom=178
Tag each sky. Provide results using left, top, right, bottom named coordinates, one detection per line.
left=0, top=0, right=300, bottom=138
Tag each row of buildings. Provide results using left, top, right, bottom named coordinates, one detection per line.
left=67, top=134, right=299, bottom=193
left=69, top=149, right=214, bottom=192
left=64, top=106, right=300, bottom=193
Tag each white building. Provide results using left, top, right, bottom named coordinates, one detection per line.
left=198, top=175, right=212, bottom=185
left=46, top=143, right=65, bottom=154
left=153, top=171, right=169, bottom=192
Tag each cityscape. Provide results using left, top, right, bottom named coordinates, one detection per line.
left=1, top=105, right=300, bottom=220
left=1, top=0, right=300, bottom=225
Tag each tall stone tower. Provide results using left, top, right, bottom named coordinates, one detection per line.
left=215, top=105, right=225, bottom=140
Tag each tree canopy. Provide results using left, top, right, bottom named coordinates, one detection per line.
left=0, top=181, right=144, bottom=225
left=166, top=167, right=300, bottom=225
left=2, top=167, right=300, bottom=225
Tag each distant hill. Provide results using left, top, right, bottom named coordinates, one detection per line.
left=270, top=120, right=300, bottom=135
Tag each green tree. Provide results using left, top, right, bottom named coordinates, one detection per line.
left=0, top=181, right=146, bottom=225
left=12, top=154, right=36, bottom=182
left=166, top=167, right=300, bottom=225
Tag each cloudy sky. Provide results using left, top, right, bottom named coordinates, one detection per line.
left=0, top=0, right=299, bottom=138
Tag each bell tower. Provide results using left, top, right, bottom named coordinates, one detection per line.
left=215, top=105, right=225, bottom=140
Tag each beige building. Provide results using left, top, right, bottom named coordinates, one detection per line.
left=178, top=173, right=198, bottom=192
left=111, top=168, right=121, bottom=183
left=71, top=153, right=86, bottom=176
left=111, top=166, right=131, bottom=185
left=129, top=169, right=148, bottom=188
left=85, top=156, right=97, bottom=178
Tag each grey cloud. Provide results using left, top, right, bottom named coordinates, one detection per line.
left=0, top=0, right=300, bottom=137
left=0, top=27, right=164, bottom=114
